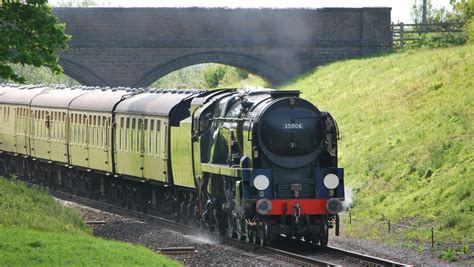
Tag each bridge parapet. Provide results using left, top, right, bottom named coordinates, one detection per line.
left=53, top=7, right=392, bottom=87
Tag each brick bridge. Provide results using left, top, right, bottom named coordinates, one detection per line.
left=53, top=7, right=392, bottom=87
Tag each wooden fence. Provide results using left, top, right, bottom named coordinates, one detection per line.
left=392, top=22, right=464, bottom=49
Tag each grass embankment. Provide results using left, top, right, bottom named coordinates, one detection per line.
left=284, top=45, right=473, bottom=244
left=0, top=177, right=180, bottom=266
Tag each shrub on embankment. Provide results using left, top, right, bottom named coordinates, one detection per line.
left=0, top=177, right=180, bottom=266
left=284, top=44, right=473, bottom=245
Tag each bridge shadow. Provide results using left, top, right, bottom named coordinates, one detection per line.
left=134, top=52, right=291, bottom=88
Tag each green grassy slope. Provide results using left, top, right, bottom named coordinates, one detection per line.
left=284, top=45, right=473, bottom=243
left=0, top=178, right=180, bottom=266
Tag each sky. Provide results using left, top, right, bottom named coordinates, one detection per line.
left=50, top=0, right=453, bottom=23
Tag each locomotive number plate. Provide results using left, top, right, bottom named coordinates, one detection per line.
left=283, top=123, right=304, bottom=129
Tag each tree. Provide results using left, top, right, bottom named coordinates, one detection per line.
left=203, top=65, right=227, bottom=88
left=450, top=0, right=474, bottom=22
left=411, top=0, right=453, bottom=23
left=54, top=0, right=102, bottom=7
left=0, top=0, right=69, bottom=83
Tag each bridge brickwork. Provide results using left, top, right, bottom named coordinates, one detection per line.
left=53, top=7, right=392, bottom=87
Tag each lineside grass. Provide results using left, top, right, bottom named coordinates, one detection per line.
left=0, top=227, right=180, bottom=266
left=0, top=177, right=87, bottom=234
left=0, top=177, right=180, bottom=266
left=284, top=44, right=473, bottom=244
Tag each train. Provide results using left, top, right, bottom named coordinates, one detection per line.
left=0, top=84, right=344, bottom=246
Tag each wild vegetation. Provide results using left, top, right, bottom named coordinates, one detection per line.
left=0, top=177, right=180, bottom=266
left=284, top=44, right=473, bottom=252
left=0, top=65, right=79, bottom=85
left=394, top=0, right=473, bottom=50
left=149, top=63, right=268, bottom=89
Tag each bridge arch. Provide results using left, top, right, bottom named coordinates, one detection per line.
left=59, top=58, right=109, bottom=86
left=134, top=52, right=291, bottom=88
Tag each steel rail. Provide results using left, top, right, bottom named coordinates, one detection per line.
left=34, top=184, right=408, bottom=266
left=320, top=246, right=406, bottom=266
left=50, top=189, right=334, bottom=266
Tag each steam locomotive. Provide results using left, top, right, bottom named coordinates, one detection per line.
left=0, top=84, right=344, bottom=246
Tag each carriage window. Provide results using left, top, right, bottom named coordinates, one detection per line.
left=126, top=118, right=130, bottom=128
left=132, top=118, right=136, bottom=129
left=150, top=120, right=154, bottom=131
left=138, top=119, right=142, bottom=130
left=156, top=120, right=161, bottom=131
left=144, top=119, right=148, bottom=131
left=120, top=117, right=124, bottom=128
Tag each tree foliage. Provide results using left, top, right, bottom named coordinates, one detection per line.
left=54, top=0, right=101, bottom=7
left=451, top=0, right=474, bottom=42
left=0, top=0, right=70, bottom=83
left=203, top=64, right=227, bottom=88
left=411, top=0, right=473, bottom=24
left=450, top=0, right=474, bottom=22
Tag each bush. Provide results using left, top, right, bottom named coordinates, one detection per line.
left=466, top=19, right=474, bottom=43
left=236, top=68, right=249, bottom=79
left=403, top=32, right=467, bottom=49
left=203, top=65, right=227, bottom=88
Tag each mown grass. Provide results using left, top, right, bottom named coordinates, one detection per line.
left=0, top=227, right=180, bottom=266
left=283, top=44, right=474, bottom=244
left=0, top=177, right=88, bottom=234
left=0, top=177, right=180, bottom=266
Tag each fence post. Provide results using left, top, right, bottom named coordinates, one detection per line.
left=400, top=23, right=405, bottom=49
left=388, top=220, right=391, bottom=233
left=431, top=227, right=434, bottom=248
left=349, top=212, right=352, bottom=224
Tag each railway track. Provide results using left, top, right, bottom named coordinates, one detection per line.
left=298, top=245, right=406, bottom=266
left=50, top=188, right=407, bottom=266
left=51, top=189, right=332, bottom=266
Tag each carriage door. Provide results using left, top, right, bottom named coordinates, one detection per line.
left=23, top=108, right=30, bottom=155
left=45, top=112, right=52, bottom=161
left=85, top=116, right=91, bottom=168
left=138, top=118, right=145, bottom=178
left=30, top=110, right=37, bottom=158
left=13, top=107, right=19, bottom=154
left=104, top=116, right=111, bottom=173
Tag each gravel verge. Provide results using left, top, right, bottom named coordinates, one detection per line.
left=59, top=199, right=284, bottom=266
left=328, top=231, right=470, bottom=266
left=59, top=199, right=470, bottom=266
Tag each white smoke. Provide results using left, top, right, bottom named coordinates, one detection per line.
left=342, top=186, right=354, bottom=210
left=183, top=233, right=218, bottom=245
